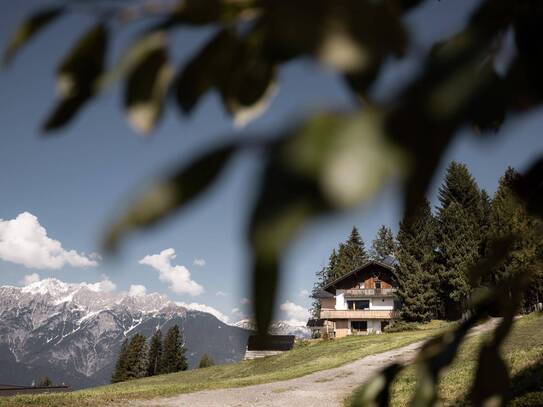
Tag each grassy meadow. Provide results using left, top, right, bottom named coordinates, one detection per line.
left=347, top=312, right=543, bottom=406
left=1, top=321, right=451, bottom=406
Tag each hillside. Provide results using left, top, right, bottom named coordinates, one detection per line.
left=2, top=321, right=451, bottom=406
left=378, top=312, right=543, bottom=406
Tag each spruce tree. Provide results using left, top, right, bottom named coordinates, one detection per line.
left=125, top=334, right=149, bottom=380
left=161, top=325, right=188, bottom=374
left=371, top=225, right=396, bottom=261
left=436, top=162, right=483, bottom=319
left=486, top=167, right=542, bottom=311
left=111, top=338, right=129, bottom=383
left=335, top=226, right=368, bottom=277
left=147, top=329, right=163, bottom=377
left=396, top=199, right=441, bottom=322
left=198, top=353, right=214, bottom=368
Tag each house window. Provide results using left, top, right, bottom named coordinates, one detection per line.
left=351, top=321, right=367, bottom=332
left=347, top=300, right=369, bottom=310
left=375, top=278, right=381, bottom=289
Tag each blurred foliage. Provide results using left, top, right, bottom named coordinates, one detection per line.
left=3, top=0, right=543, bottom=405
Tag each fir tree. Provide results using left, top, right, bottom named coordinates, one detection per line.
left=198, top=353, right=214, bottom=368
left=395, top=199, right=441, bottom=322
left=437, top=202, right=478, bottom=318
left=371, top=225, right=396, bottom=261
left=147, top=329, right=163, bottom=377
left=111, top=338, right=129, bottom=383
left=436, top=162, right=483, bottom=319
left=161, top=325, right=188, bottom=374
left=486, top=167, right=542, bottom=311
left=335, top=226, right=368, bottom=277
left=125, top=334, right=149, bottom=380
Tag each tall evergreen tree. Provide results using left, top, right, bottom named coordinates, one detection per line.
left=436, top=162, right=483, bottom=319
left=371, top=225, right=396, bottom=261
left=161, top=325, right=187, bottom=374
left=486, top=168, right=542, bottom=311
left=125, top=334, right=149, bottom=380
left=147, top=329, right=163, bottom=377
left=335, top=226, right=368, bottom=277
left=395, top=199, right=441, bottom=322
left=111, top=338, right=129, bottom=383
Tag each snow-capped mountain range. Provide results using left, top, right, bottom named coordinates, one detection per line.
left=234, top=319, right=311, bottom=339
left=0, top=279, right=309, bottom=389
left=0, top=279, right=250, bottom=389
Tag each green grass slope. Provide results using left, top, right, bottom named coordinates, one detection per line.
left=348, top=313, right=543, bottom=406
left=1, top=321, right=450, bottom=406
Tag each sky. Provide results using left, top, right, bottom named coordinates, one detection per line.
left=1, top=0, right=542, bottom=326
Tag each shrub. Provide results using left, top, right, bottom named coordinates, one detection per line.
left=383, top=321, right=419, bottom=333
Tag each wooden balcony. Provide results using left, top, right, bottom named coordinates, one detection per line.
left=320, top=309, right=399, bottom=320
left=339, top=288, right=397, bottom=297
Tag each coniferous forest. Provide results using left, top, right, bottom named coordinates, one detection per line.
left=111, top=325, right=188, bottom=384
left=312, top=162, right=543, bottom=322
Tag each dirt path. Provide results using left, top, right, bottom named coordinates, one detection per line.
left=129, top=319, right=499, bottom=407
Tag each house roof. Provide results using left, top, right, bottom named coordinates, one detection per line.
left=321, top=258, right=397, bottom=292
left=312, top=289, right=335, bottom=299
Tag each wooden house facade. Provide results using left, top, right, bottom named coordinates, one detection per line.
left=311, top=259, right=399, bottom=338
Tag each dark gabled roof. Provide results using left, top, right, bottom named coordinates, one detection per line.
left=322, top=258, right=396, bottom=291
left=311, top=289, right=334, bottom=299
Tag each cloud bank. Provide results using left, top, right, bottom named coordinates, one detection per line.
left=0, top=212, right=98, bottom=269
left=280, top=300, right=310, bottom=326
left=139, top=248, right=203, bottom=296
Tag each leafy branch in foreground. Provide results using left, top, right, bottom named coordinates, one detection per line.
left=3, top=0, right=543, bottom=404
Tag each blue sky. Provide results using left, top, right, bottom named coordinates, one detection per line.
left=1, top=0, right=542, bottom=325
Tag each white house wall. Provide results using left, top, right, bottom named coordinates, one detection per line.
left=369, top=297, right=394, bottom=310
left=335, top=293, right=347, bottom=310
left=333, top=294, right=393, bottom=311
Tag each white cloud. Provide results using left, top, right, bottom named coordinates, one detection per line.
left=139, top=248, right=203, bottom=296
left=22, top=273, right=41, bottom=285
left=0, top=212, right=98, bottom=269
left=280, top=300, right=310, bottom=326
left=85, top=276, right=116, bottom=293
left=231, top=307, right=248, bottom=319
left=216, top=291, right=228, bottom=297
left=128, top=284, right=147, bottom=296
left=177, top=302, right=230, bottom=324
left=193, top=258, right=206, bottom=267
left=299, top=289, right=309, bottom=298
left=240, top=297, right=251, bottom=305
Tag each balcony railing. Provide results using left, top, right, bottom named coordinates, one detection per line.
left=320, top=309, right=399, bottom=320
left=339, top=288, right=397, bottom=297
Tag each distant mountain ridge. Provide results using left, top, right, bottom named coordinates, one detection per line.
left=234, top=319, right=311, bottom=339
left=0, top=279, right=251, bottom=389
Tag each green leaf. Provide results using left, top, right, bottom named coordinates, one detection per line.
left=470, top=345, right=509, bottom=407
left=98, top=31, right=167, bottom=91
left=173, top=28, right=238, bottom=114
left=104, top=143, right=238, bottom=251
left=220, top=26, right=277, bottom=126
left=124, top=45, right=172, bottom=135
left=43, top=23, right=108, bottom=132
left=42, top=95, right=87, bottom=132
left=56, top=24, right=108, bottom=99
left=3, top=7, right=63, bottom=66
left=161, top=0, right=258, bottom=28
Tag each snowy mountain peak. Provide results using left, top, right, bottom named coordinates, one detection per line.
left=21, top=277, right=71, bottom=296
